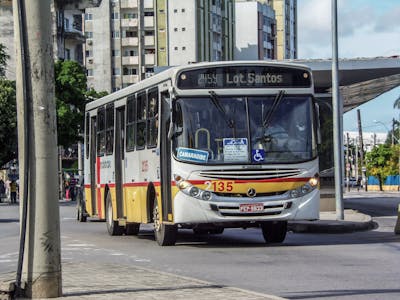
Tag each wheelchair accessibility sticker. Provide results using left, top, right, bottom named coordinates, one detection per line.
left=251, top=149, right=265, bottom=162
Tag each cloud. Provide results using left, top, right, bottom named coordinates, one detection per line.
left=297, top=0, right=400, bottom=59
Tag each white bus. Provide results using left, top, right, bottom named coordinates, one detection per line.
left=78, top=61, right=320, bottom=246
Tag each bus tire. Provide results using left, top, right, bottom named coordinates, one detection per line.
left=261, top=221, right=287, bottom=244
left=106, top=192, right=124, bottom=236
left=126, top=223, right=140, bottom=235
left=153, top=202, right=177, bottom=246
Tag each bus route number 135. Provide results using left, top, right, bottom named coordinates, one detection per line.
left=205, top=181, right=234, bottom=192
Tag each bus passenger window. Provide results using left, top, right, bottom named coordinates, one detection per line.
left=147, top=88, right=158, bottom=147
left=136, top=93, right=146, bottom=149
left=105, top=104, right=114, bottom=155
left=126, top=95, right=136, bottom=151
left=97, top=108, right=106, bottom=156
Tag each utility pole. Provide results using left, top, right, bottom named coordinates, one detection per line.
left=332, top=0, right=344, bottom=220
left=357, top=109, right=367, bottom=191
left=346, top=132, right=350, bottom=192
left=13, top=0, right=62, bottom=297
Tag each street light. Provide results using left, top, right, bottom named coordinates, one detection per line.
left=373, top=120, right=400, bottom=191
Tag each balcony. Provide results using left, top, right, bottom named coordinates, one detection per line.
left=144, top=16, right=154, bottom=28
left=120, top=0, right=138, bottom=9
left=122, top=56, right=139, bottom=65
left=144, top=36, right=155, bottom=46
left=121, top=37, right=139, bottom=46
left=121, top=18, right=138, bottom=27
left=144, top=53, right=155, bottom=65
left=123, top=74, right=139, bottom=84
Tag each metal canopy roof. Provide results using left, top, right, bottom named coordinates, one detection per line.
left=291, top=57, right=400, bottom=113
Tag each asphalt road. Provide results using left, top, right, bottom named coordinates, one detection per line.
left=1, top=192, right=400, bottom=300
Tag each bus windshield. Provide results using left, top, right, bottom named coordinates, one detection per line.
left=172, top=95, right=317, bottom=164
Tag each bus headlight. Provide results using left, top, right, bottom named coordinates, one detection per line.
left=175, top=174, right=213, bottom=201
left=290, top=174, right=319, bottom=199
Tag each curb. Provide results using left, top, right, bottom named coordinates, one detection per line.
left=288, top=217, right=376, bottom=234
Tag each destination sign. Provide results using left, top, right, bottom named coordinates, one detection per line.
left=177, top=66, right=312, bottom=89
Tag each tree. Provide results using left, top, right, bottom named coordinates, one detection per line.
left=365, top=144, right=398, bottom=191
left=55, top=60, right=107, bottom=148
left=0, top=43, right=17, bottom=167
left=0, top=43, right=10, bottom=78
left=0, top=79, right=17, bottom=167
left=394, top=95, right=400, bottom=110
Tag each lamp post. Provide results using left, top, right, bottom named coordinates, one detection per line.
left=374, top=120, right=400, bottom=191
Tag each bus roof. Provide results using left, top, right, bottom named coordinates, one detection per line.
left=85, top=60, right=312, bottom=112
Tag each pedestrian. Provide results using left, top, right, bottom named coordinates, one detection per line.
left=10, top=179, right=18, bottom=204
left=69, top=174, right=77, bottom=201
left=0, top=177, right=5, bottom=203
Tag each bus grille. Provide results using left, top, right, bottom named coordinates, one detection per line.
left=199, top=168, right=302, bottom=180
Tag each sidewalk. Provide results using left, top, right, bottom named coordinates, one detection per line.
left=0, top=262, right=285, bottom=300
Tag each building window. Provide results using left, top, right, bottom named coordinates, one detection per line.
left=174, top=28, right=178, bottom=32
left=87, top=69, right=93, bottom=76
left=85, top=31, right=93, bottom=38
left=65, top=48, right=71, bottom=60
left=174, top=46, right=178, bottom=50
left=174, top=9, right=177, bottom=13
left=112, top=31, right=120, bottom=38
left=86, top=50, right=93, bottom=57
left=112, top=50, right=120, bottom=57
left=182, top=47, right=186, bottom=50
left=182, top=27, right=186, bottom=31
left=111, top=12, right=119, bottom=20
left=181, top=9, right=185, bottom=13
left=112, top=68, right=121, bottom=75
left=85, top=13, right=93, bottom=21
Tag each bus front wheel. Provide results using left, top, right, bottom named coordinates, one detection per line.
left=261, top=221, right=287, bottom=244
left=106, top=192, right=124, bottom=236
left=153, top=202, right=177, bottom=246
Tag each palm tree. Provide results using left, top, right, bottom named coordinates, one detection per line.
left=394, top=95, right=400, bottom=109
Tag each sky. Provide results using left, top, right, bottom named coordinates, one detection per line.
left=297, top=0, right=400, bottom=133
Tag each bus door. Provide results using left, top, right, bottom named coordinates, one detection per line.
left=90, top=116, right=98, bottom=215
left=115, top=106, right=125, bottom=218
left=160, top=91, right=173, bottom=222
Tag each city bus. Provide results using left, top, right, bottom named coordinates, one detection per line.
left=78, top=61, right=320, bottom=246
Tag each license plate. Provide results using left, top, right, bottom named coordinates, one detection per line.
left=239, top=203, right=264, bottom=213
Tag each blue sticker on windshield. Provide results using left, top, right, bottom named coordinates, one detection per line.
left=252, top=149, right=265, bottom=162
left=177, top=147, right=209, bottom=163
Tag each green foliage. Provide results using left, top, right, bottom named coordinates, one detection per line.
left=0, top=43, right=10, bottom=78
left=365, top=144, right=398, bottom=191
left=0, top=79, right=17, bottom=166
left=55, top=60, right=107, bottom=147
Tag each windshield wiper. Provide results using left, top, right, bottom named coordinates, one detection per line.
left=209, top=91, right=235, bottom=129
left=262, top=90, right=285, bottom=129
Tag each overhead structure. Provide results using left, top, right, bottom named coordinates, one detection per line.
left=293, top=56, right=400, bottom=112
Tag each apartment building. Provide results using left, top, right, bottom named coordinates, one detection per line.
left=268, top=0, right=297, bottom=59
left=234, top=0, right=276, bottom=60
left=85, top=0, right=235, bottom=92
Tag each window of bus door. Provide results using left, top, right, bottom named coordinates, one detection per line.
left=136, top=92, right=146, bottom=150
left=126, top=95, right=136, bottom=152
left=105, top=104, right=114, bottom=155
left=172, top=95, right=316, bottom=164
left=147, top=88, right=159, bottom=148
left=97, top=107, right=106, bottom=156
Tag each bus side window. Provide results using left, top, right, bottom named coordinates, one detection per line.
left=85, top=113, right=90, bottom=159
left=97, top=107, right=105, bottom=156
left=126, top=95, right=136, bottom=151
left=136, top=92, right=146, bottom=149
left=147, top=88, right=158, bottom=148
left=105, top=104, right=114, bottom=155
